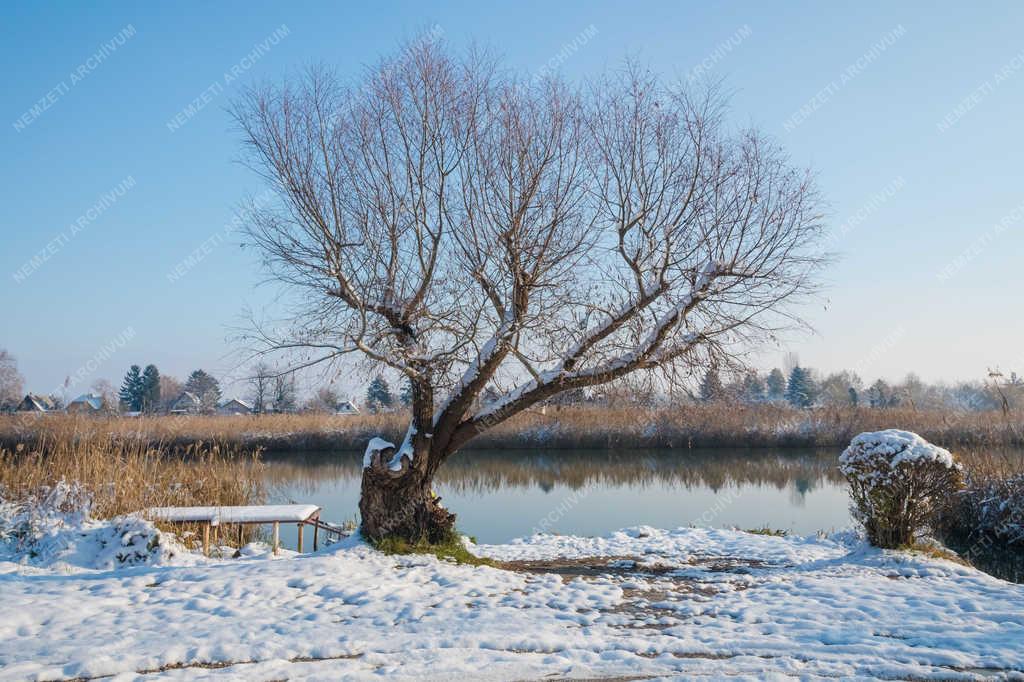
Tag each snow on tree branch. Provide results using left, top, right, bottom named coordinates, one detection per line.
left=232, top=38, right=826, bottom=469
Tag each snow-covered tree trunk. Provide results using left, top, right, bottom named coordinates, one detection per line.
left=359, top=442, right=454, bottom=542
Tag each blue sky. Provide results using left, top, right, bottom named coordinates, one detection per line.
left=3, top=1, right=1023, bottom=397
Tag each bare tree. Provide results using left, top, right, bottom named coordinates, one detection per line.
left=272, top=373, right=297, bottom=412
left=90, top=378, right=118, bottom=412
left=232, top=38, right=825, bottom=542
left=306, top=386, right=341, bottom=412
left=0, top=350, right=24, bottom=409
left=249, top=363, right=273, bottom=415
left=158, top=374, right=183, bottom=412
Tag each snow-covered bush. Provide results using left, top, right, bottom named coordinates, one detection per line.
left=0, top=481, right=91, bottom=551
left=1, top=480, right=184, bottom=570
left=839, top=430, right=961, bottom=548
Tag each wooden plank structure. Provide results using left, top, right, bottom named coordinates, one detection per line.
left=147, top=504, right=324, bottom=556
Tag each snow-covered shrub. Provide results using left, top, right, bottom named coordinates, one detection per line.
left=1, top=481, right=186, bottom=570
left=0, top=481, right=92, bottom=551
left=839, top=430, right=961, bottom=548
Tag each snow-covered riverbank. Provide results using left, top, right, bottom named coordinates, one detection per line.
left=1, top=520, right=1023, bottom=681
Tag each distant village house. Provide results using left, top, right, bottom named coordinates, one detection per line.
left=67, top=393, right=105, bottom=414
left=17, top=394, right=55, bottom=413
left=336, top=399, right=359, bottom=415
left=217, top=398, right=252, bottom=416
left=168, top=391, right=202, bottom=415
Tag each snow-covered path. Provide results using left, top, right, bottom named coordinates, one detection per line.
left=1, top=527, right=1023, bottom=681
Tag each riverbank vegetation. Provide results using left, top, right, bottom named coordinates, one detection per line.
left=1, top=413, right=1022, bottom=580
left=3, top=405, right=1024, bottom=454
left=936, top=451, right=1024, bottom=580
left=0, top=420, right=264, bottom=549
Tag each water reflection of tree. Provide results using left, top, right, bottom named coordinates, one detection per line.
left=788, top=477, right=816, bottom=507
left=262, top=449, right=848, bottom=496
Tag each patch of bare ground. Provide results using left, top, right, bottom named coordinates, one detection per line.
left=525, top=660, right=1022, bottom=682
left=501, top=554, right=768, bottom=630
left=499, top=555, right=678, bottom=579
left=500, top=554, right=773, bottom=580
left=528, top=668, right=782, bottom=682
left=53, top=653, right=362, bottom=682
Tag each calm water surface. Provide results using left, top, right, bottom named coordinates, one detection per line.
left=264, top=448, right=852, bottom=546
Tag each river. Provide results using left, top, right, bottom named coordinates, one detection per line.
left=263, top=448, right=852, bottom=545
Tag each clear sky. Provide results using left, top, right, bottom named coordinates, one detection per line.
left=3, top=1, right=1023, bottom=397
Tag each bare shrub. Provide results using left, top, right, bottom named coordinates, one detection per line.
left=938, top=452, right=1024, bottom=549
left=840, top=429, right=961, bottom=548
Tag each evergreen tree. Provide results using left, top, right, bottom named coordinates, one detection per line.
left=766, top=368, right=786, bottom=401
left=698, top=365, right=725, bottom=403
left=399, top=379, right=413, bottom=407
left=868, top=379, right=899, bottom=408
left=848, top=386, right=859, bottom=407
left=119, top=365, right=144, bottom=411
left=141, top=364, right=161, bottom=413
left=366, top=376, right=393, bottom=412
left=740, top=371, right=766, bottom=403
left=185, top=369, right=221, bottom=412
left=785, top=366, right=816, bottom=408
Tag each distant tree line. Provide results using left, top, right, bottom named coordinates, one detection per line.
left=693, top=363, right=1024, bottom=411
left=4, top=344, right=1023, bottom=416
left=247, top=363, right=297, bottom=414
left=117, top=365, right=224, bottom=413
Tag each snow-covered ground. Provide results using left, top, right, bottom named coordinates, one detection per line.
left=1, top=519, right=1023, bottom=681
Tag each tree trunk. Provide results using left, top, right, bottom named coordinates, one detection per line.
left=358, top=444, right=455, bottom=544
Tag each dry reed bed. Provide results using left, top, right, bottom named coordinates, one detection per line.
left=2, top=406, right=1022, bottom=454
left=939, top=453, right=1024, bottom=545
left=0, top=420, right=264, bottom=544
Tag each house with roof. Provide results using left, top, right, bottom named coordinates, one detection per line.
left=17, top=394, right=55, bottom=413
left=67, top=393, right=106, bottom=414
left=217, top=398, right=253, bottom=416
left=335, top=399, right=360, bottom=415
left=169, top=391, right=202, bottom=415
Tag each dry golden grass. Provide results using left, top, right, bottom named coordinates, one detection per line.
left=0, top=412, right=406, bottom=454
left=0, top=417, right=264, bottom=540
left=2, top=404, right=1022, bottom=454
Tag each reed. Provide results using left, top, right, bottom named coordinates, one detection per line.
left=2, top=405, right=1021, bottom=453
left=0, top=417, right=264, bottom=523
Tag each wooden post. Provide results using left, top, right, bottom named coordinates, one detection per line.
left=212, top=524, right=219, bottom=552
left=272, top=522, right=280, bottom=556
left=238, top=524, right=244, bottom=548
left=297, top=523, right=304, bottom=553
left=313, top=517, right=320, bottom=551
left=202, top=523, right=210, bottom=557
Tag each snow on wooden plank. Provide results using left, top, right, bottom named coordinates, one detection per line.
left=145, top=507, right=218, bottom=523
left=147, top=504, right=321, bottom=525
left=216, top=505, right=321, bottom=524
